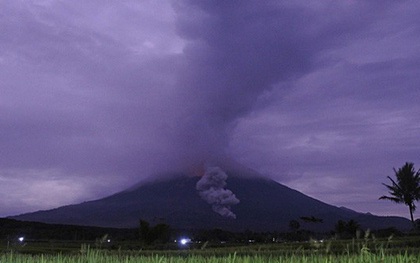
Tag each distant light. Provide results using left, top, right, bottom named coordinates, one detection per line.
left=18, top=237, right=24, bottom=242
left=107, top=239, right=111, bottom=243
left=180, top=238, right=191, bottom=245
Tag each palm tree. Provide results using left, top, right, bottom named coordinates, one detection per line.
left=379, top=162, right=420, bottom=226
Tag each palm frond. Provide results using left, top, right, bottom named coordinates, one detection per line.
left=379, top=195, right=403, bottom=203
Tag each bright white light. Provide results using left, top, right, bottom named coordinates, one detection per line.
left=18, top=237, right=24, bottom=242
left=107, top=239, right=111, bottom=243
left=180, top=238, right=191, bottom=245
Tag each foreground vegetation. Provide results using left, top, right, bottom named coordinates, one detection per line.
left=1, top=251, right=419, bottom=263
left=2, top=234, right=420, bottom=263
left=1, top=247, right=420, bottom=263
left=2, top=218, right=420, bottom=262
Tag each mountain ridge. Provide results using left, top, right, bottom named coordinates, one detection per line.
left=10, top=169, right=411, bottom=232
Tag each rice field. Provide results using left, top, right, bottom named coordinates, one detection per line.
left=1, top=250, right=419, bottom=263
left=2, top=236, right=420, bottom=263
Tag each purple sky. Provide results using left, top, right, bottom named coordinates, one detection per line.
left=1, top=1, right=419, bottom=220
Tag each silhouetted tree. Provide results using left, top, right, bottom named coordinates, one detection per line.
left=139, top=220, right=151, bottom=244
left=139, top=219, right=171, bottom=245
left=300, top=216, right=323, bottom=223
left=150, top=223, right=171, bottom=243
left=379, top=162, right=420, bottom=226
left=335, top=219, right=360, bottom=239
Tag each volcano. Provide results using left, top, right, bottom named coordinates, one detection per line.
left=11, top=166, right=410, bottom=232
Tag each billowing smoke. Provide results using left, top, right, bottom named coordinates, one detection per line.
left=169, top=1, right=319, bottom=169
left=196, top=167, right=240, bottom=219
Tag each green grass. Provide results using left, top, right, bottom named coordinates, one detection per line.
left=1, top=250, right=419, bottom=263
left=2, top=235, right=420, bottom=262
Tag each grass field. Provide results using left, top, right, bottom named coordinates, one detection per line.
left=2, top=235, right=420, bottom=263
left=1, top=252, right=419, bottom=263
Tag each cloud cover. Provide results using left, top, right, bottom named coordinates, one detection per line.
left=0, top=0, right=419, bottom=218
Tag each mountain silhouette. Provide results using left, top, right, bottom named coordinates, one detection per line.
left=11, top=167, right=410, bottom=232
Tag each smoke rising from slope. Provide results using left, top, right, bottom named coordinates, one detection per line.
left=196, top=167, right=239, bottom=218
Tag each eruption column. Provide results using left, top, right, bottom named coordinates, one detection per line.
left=196, top=167, right=240, bottom=219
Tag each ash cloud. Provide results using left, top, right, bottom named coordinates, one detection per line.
left=170, top=0, right=343, bottom=167
left=196, top=167, right=239, bottom=219
left=1, top=0, right=419, bottom=218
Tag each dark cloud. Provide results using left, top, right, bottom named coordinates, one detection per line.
left=0, top=0, right=419, bottom=218
left=170, top=1, right=322, bottom=166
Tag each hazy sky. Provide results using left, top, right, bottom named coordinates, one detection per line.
left=1, top=0, right=419, bottom=220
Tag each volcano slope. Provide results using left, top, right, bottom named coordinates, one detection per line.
left=11, top=169, right=410, bottom=232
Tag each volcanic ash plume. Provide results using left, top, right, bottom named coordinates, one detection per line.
left=196, top=167, right=240, bottom=219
